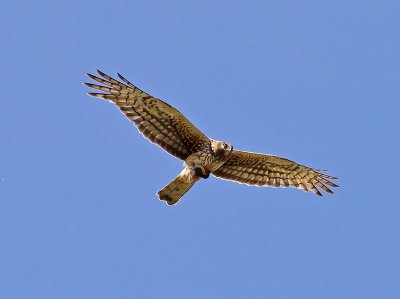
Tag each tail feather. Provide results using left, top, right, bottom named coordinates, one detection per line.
left=157, top=168, right=200, bottom=205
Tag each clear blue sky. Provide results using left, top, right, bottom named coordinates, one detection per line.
left=1, top=1, right=399, bottom=298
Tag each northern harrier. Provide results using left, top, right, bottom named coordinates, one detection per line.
left=84, top=70, right=339, bottom=205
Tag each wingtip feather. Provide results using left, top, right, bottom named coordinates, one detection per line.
left=86, top=72, right=98, bottom=80
left=117, top=72, right=137, bottom=88
left=96, top=69, right=109, bottom=79
left=87, top=92, right=109, bottom=100
left=87, top=92, right=99, bottom=97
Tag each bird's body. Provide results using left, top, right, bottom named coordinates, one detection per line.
left=158, top=139, right=234, bottom=205
left=84, top=70, right=338, bottom=205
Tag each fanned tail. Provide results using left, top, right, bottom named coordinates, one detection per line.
left=157, top=167, right=200, bottom=205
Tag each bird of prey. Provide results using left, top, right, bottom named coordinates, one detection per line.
left=84, top=70, right=339, bottom=205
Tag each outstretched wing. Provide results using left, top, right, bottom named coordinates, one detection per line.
left=212, top=150, right=339, bottom=196
left=84, top=70, right=210, bottom=160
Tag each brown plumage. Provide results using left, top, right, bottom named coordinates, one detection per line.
left=212, top=151, right=338, bottom=197
left=84, top=70, right=339, bottom=205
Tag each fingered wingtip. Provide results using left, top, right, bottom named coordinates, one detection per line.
left=117, top=72, right=124, bottom=80
left=87, top=92, right=96, bottom=97
left=87, top=92, right=107, bottom=99
left=116, top=72, right=137, bottom=89
left=96, top=69, right=106, bottom=77
left=86, top=72, right=96, bottom=79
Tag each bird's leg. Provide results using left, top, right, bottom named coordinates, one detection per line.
left=194, top=166, right=210, bottom=179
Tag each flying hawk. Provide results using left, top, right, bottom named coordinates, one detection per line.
left=84, top=70, right=339, bottom=205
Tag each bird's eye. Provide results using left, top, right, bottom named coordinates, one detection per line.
left=223, top=143, right=228, bottom=149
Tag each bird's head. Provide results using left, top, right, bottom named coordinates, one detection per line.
left=211, top=140, right=234, bottom=157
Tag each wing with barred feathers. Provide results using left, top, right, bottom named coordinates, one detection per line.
left=83, top=70, right=210, bottom=160
left=212, top=150, right=339, bottom=196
